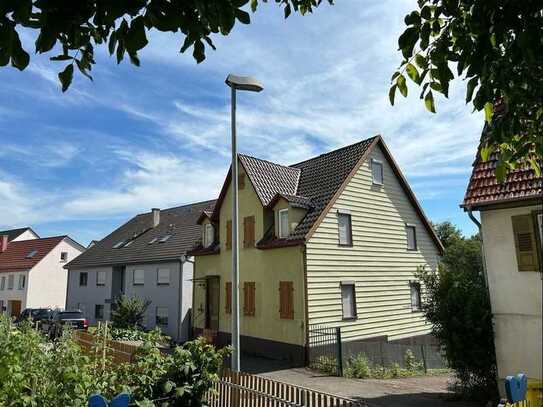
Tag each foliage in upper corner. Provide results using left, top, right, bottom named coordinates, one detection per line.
left=0, top=0, right=333, bottom=91
left=390, top=0, right=543, bottom=181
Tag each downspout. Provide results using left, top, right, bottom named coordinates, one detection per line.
left=467, top=208, right=490, bottom=290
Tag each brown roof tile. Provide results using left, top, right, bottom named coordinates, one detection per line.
left=0, top=236, right=65, bottom=272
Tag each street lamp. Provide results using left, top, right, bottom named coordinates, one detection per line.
left=225, top=74, right=263, bottom=372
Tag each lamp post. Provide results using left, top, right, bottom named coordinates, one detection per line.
left=225, top=74, right=263, bottom=372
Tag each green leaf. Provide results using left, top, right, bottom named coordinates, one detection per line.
left=465, top=77, right=478, bottom=103
left=390, top=71, right=400, bottom=83
left=125, top=16, right=148, bottom=52
left=398, top=27, right=419, bottom=59
left=108, top=31, right=117, bottom=55
left=429, top=82, right=442, bottom=92
left=414, top=54, right=427, bottom=69
left=424, top=90, right=436, bottom=113
left=250, top=0, right=258, bottom=12
left=484, top=102, right=493, bottom=124
left=397, top=74, right=408, bottom=97
left=235, top=9, right=250, bottom=24
left=284, top=4, right=291, bottom=18
left=495, top=162, right=507, bottom=182
left=75, top=59, right=93, bottom=80
left=405, top=63, right=420, bottom=84
left=58, top=64, right=74, bottom=92
left=193, top=40, right=205, bottom=63
left=50, top=54, right=73, bottom=61
left=480, top=145, right=493, bottom=161
left=528, top=158, right=541, bottom=177
left=389, top=84, right=397, bottom=106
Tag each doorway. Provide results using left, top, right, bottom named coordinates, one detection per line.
left=205, top=277, right=220, bottom=331
left=9, top=300, right=21, bottom=317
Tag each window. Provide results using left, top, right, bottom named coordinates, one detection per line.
left=157, top=268, right=170, bottom=285
left=203, top=224, right=214, bottom=248
left=133, top=269, right=145, bottom=285
left=238, top=173, right=245, bottom=190
left=338, top=212, right=353, bottom=246
left=278, top=209, right=289, bottom=238
left=225, top=282, right=232, bottom=314
left=341, top=282, right=357, bottom=319
left=158, top=234, right=172, bottom=243
left=96, top=271, right=106, bottom=286
left=60, top=252, right=68, bottom=262
left=25, top=249, right=38, bottom=259
left=156, top=307, right=168, bottom=326
left=410, top=282, right=422, bottom=311
left=512, top=214, right=540, bottom=272
left=226, top=220, right=232, bottom=250
left=7, top=275, right=14, bottom=290
left=18, top=275, right=25, bottom=290
left=279, top=281, right=294, bottom=319
left=148, top=237, right=158, bottom=244
left=95, top=304, right=104, bottom=320
left=406, top=225, right=417, bottom=251
left=0, top=276, right=5, bottom=290
left=371, top=159, right=384, bottom=185
left=79, top=272, right=88, bottom=286
left=243, top=216, right=255, bottom=248
left=243, top=282, right=256, bottom=316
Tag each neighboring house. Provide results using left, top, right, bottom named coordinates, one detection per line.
left=190, top=136, right=443, bottom=363
left=462, top=150, right=542, bottom=391
left=0, top=231, right=85, bottom=317
left=65, top=200, right=216, bottom=342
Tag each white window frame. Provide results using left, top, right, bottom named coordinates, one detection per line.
left=7, top=275, right=14, bottom=290
left=156, top=306, right=169, bottom=326
left=60, top=252, right=68, bottom=262
left=157, top=268, right=170, bottom=285
left=371, top=159, right=384, bottom=185
left=18, top=274, right=25, bottom=290
left=203, top=224, right=214, bottom=248
left=410, top=281, right=422, bottom=311
left=96, top=271, right=106, bottom=286
left=278, top=209, right=289, bottom=238
left=133, top=269, right=145, bottom=285
left=337, top=211, right=353, bottom=246
left=340, top=282, right=357, bottom=320
left=406, top=224, right=417, bottom=251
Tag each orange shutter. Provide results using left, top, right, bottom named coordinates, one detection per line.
left=279, top=281, right=294, bottom=319
left=225, top=282, right=232, bottom=314
left=226, top=220, right=232, bottom=250
left=243, top=282, right=255, bottom=316
left=243, top=216, right=255, bottom=248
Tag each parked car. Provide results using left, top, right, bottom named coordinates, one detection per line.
left=14, top=308, right=52, bottom=325
left=41, top=309, right=88, bottom=339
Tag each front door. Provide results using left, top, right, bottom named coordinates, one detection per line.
left=9, top=300, right=21, bottom=317
left=205, top=277, right=220, bottom=330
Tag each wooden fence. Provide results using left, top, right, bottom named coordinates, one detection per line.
left=206, top=369, right=366, bottom=407
left=73, top=329, right=139, bottom=364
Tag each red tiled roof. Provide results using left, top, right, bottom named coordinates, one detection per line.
left=462, top=152, right=543, bottom=209
left=0, top=236, right=65, bottom=272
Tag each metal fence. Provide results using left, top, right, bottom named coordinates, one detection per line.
left=206, top=369, right=365, bottom=407
left=307, top=325, right=343, bottom=376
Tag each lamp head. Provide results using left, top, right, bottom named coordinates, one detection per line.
left=225, top=74, right=263, bottom=92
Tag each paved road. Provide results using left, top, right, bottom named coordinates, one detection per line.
left=253, top=366, right=482, bottom=407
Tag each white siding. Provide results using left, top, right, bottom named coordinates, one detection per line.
left=306, top=144, right=440, bottom=342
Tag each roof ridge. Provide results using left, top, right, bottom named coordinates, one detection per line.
left=289, top=136, right=378, bottom=167
left=12, top=235, right=66, bottom=242
left=136, top=199, right=217, bottom=216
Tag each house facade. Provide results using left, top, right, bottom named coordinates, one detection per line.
left=65, top=200, right=215, bottom=342
left=191, top=136, right=443, bottom=363
left=462, top=151, right=542, bottom=390
left=0, top=231, right=84, bottom=316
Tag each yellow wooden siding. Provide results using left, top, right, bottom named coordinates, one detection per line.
left=306, top=144, right=439, bottom=341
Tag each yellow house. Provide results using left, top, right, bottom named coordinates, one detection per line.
left=191, top=136, right=443, bottom=363
left=462, top=149, right=542, bottom=395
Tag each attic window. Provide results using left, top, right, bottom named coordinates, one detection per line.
left=203, top=224, right=214, bottom=248
left=371, top=159, right=383, bottom=185
left=159, top=234, right=172, bottom=243
left=25, top=250, right=38, bottom=259
left=148, top=237, right=158, bottom=244
left=278, top=209, right=289, bottom=238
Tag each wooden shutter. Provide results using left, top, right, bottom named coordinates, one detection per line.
left=279, top=281, right=294, bottom=319
left=512, top=215, right=540, bottom=272
left=226, top=220, right=232, bottom=250
left=238, top=173, right=245, bottom=190
left=225, top=282, right=232, bottom=314
left=243, top=282, right=255, bottom=316
left=243, top=216, right=255, bottom=248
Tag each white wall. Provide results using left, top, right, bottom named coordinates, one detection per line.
left=26, top=238, right=84, bottom=309
left=12, top=229, right=39, bottom=242
left=0, top=270, right=29, bottom=314
left=481, top=204, right=542, bottom=380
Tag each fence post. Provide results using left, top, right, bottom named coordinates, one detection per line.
left=335, top=327, right=343, bottom=377
left=420, top=344, right=427, bottom=373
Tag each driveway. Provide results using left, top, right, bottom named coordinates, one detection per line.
left=240, top=356, right=481, bottom=407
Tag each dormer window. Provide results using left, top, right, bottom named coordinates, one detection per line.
left=25, top=250, right=38, bottom=259
left=203, top=224, right=214, bottom=247
left=278, top=209, right=289, bottom=238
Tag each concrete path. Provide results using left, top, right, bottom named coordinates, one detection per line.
left=257, top=367, right=482, bottom=407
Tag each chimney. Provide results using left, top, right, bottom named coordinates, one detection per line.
left=0, top=235, right=8, bottom=253
left=152, top=208, right=160, bottom=227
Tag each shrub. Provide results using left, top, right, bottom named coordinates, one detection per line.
left=110, top=295, right=151, bottom=330
left=403, top=349, right=422, bottom=372
left=345, top=354, right=371, bottom=379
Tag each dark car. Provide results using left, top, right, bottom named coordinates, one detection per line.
left=14, top=308, right=52, bottom=325
left=41, top=309, right=88, bottom=339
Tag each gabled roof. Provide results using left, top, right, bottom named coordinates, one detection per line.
left=0, top=227, right=38, bottom=242
left=66, top=200, right=216, bottom=269
left=209, top=136, right=443, bottom=253
left=462, top=150, right=542, bottom=209
left=0, top=236, right=65, bottom=272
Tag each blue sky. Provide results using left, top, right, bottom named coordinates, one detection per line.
left=0, top=0, right=482, bottom=246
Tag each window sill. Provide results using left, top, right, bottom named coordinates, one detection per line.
left=407, top=248, right=418, bottom=252
left=342, top=316, right=358, bottom=321
left=157, top=283, right=170, bottom=286
left=411, top=308, right=422, bottom=313
left=338, top=243, right=353, bottom=247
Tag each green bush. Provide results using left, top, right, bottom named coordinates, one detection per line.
left=110, top=295, right=151, bottom=330
left=0, top=315, right=229, bottom=406
left=344, top=354, right=371, bottom=379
